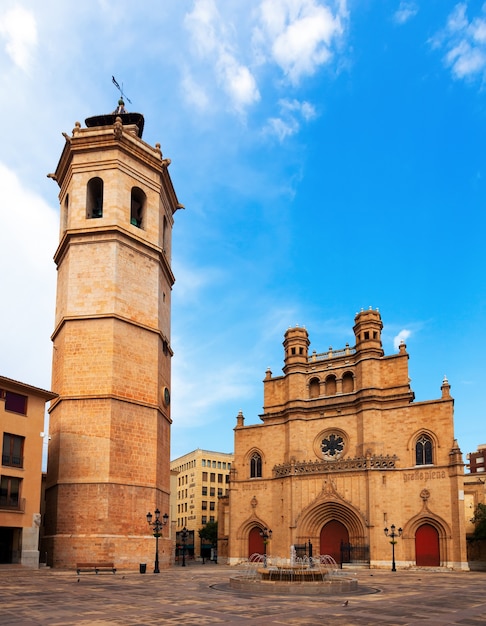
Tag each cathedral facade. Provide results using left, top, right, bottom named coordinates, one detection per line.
left=224, top=308, right=468, bottom=570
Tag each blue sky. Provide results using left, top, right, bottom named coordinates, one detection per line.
left=0, top=1, right=485, bottom=464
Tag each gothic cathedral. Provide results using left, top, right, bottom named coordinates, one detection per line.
left=224, top=308, right=468, bottom=570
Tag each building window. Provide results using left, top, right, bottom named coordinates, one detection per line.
left=209, top=501, right=215, bottom=511
left=210, top=487, right=215, bottom=497
left=325, top=375, right=337, bottom=396
left=4, top=391, right=27, bottom=415
left=309, top=377, right=320, bottom=398
left=202, top=501, right=207, bottom=510
left=416, top=435, right=433, bottom=465
left=250, top=452, right=262, bottom=478
left=342, top=371, right=354, bottom=393
left=202, top=486, right=207, bottom=496
left=0, top=476, right=21, bottom=509
left=218, top=488, right=223, bottom=496
left=202, top=459, right=206, bottom=467
left=217, top=461, right=221, bottom=469
left=210, top=473, right=215, bottom=482
left=210, top=516, right=215, bottom=523
left=202, top=516, right=207, bottom=524
left=130, top=186, right=146, bottom=228
left=86, top=177, right=103, bottom=218
left=217, top=474, right=223, bottom=483
left=202, top=472, right=208, bottom=481
left=225, top=475, right=229, bottom=484
left=212, top=461, right=216, bottom=468
left=2, top=434, right=24, bottom=468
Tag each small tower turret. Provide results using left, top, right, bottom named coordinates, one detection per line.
left=353, top=307, right=384, bottom=356
left=283, top=326, right=309, bottom=373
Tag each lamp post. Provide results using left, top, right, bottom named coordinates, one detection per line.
left=384, top=524, right=402, bottom=572
left=259, top=527, right=272, bottom=567
left=146, top=509, right=169, bottom=574
left=180, top=526, right=189, bottom=567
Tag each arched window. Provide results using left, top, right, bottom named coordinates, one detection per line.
left=325, top=375, right=337, bottom=396
left=342, top=372, right=354, bottom=393
left=162, top=216, right=168, bottom=252
left=415, top=434, right=433, bottom=465
left=250, top=452, right=262, bottom=478
left=86, top=177, right=103, bottom=218
left=63, top=193, right=69, bottom=230
left=309, top=378, right=320, bottom=398
left=130, top=187, right=146, bottom=228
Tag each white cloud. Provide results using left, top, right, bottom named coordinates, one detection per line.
left=0, top=162, right=58, bottom=389
left=181, top=70, right=210, bottom=111
left=393, top=2, right=418, bottom=25
left=0, top=6, right=37, bottom=72
left=434, top=3, right=486, bottom=81
left=393, top=329, right=411, bottom=350
left=184, top=0, right=260, bottom=111
left=264, top=97, right=317, bottom=140
left=255, top=0, right=347, bottom=84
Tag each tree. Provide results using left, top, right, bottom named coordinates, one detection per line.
left=198, top=521, right=218, bottom=546
left=471, top=503, right=486, bottom=540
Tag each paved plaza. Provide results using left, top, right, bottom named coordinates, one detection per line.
left=1, top=563, right=485, bottom=625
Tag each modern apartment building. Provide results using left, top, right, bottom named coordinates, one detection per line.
left=170, top=449, right=233, bottom=559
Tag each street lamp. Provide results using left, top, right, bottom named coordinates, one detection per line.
left=384, top=524, right=402, bottom=572
left=180, top=527, right=189, bottom=567
left=259, top=527, right=272, bottom=567
left=146, top=509, right=169, bottom=574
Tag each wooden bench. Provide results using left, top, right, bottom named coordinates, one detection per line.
left=76, top=562, right=116, bottom=575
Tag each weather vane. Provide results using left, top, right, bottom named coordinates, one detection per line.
left=112, top=76, right=132, bottom=104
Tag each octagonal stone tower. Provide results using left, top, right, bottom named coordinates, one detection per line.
left=44, top=104, right=183, bottom=569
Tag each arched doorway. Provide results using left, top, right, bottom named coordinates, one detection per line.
left=248, top=527, right=264, bottom=558
left=320, top=520, right=349, bottom=564
left=415, top=523, right=440, bottom=566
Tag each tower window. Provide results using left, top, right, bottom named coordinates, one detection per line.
left=364, top=331, right=370, bottom=340
left=416, top=435, right=433, bottom=465
left=130, top=187, right=146, bottom=228
left=250, top=452, right=262, bottom=478
left=86, top=177, right=103, bottom=219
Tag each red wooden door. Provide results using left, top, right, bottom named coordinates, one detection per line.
left=248, top=527, right=264, bottom=558
left=320, top=520, right=349, bottom=564
left=415, top=524, right=440, bottom=566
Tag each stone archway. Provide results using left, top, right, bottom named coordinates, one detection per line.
left=296, top=497, right=368, bottom=566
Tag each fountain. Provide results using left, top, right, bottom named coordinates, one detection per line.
left=230, top=553, right=358, bottom=596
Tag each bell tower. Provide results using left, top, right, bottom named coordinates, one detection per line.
left=44, top=104, right=182, bottom=569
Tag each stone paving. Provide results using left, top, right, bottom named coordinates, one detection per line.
left=0, top=563, right=485, bottom=625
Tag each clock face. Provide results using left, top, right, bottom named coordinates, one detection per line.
left=163, top=387, right=170, bottom=407
left=321, top=433, right=344, bottom=458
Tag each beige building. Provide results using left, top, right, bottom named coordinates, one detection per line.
left=1, top=376, right=56, bottom=566
left=44, top=104, right=182, bottom=569
left=222, top=308, right=469, bottom=570
left=464, top=445, right=486, bottom=567
left=171, top=449, right=233, bottom=559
